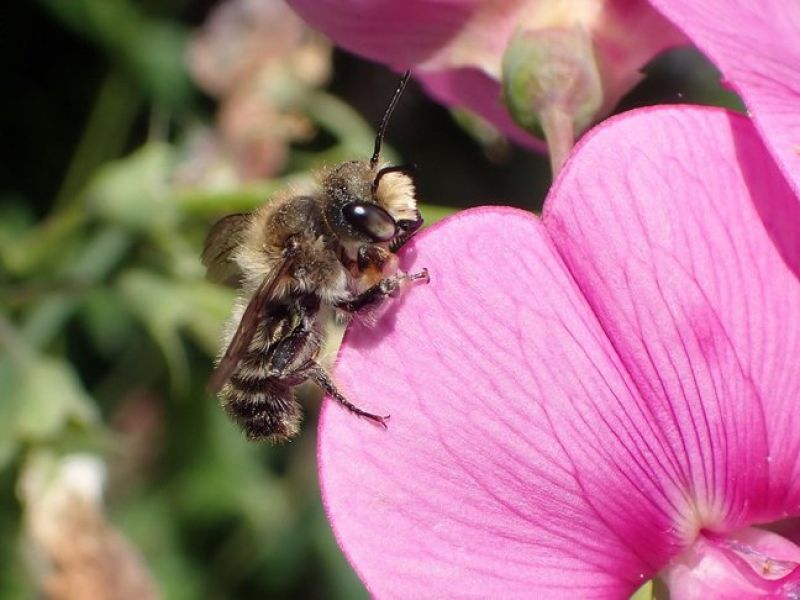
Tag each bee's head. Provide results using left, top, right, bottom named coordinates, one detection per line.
left=320, top=160, right=422, bottom=247
left=321, top=71, right=424, bottom=248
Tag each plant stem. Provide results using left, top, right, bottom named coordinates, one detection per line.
left=53, top=70, right=141, bottom=210
left=302, top=91, right=387, bottom=159
left=539, top=105, right=574, bottom=178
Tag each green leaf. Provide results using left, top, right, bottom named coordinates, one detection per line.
left=117, top=270, right=190, bottom=390
left=114, top=493, right=203, bottom=600
left=0, top=201, right=34, bottom=249
left=182, top=281, right=237, bottom=354
left=419, top=203, right=457, bottom=225
left=84, top=144, right=177, bottom=231
left=79, top=288, right=137, bottom=355
left=19, top=227, right=133, bottom=349
left=0, top=205, right=87, bottom=276
left=0, top=356, right=97, bottom=470
left=630, top=580, right=654, bottom=600
left=117, top=270, right=235, bottom=388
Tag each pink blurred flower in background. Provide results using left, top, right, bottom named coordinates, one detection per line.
left=180, top=0, right=330, bottom=185
left=287, top=0, right=686, bottom=171
left=319, top=104, right=800, bottom=597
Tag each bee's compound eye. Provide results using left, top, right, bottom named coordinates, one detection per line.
left=342, top=202, right=397, bottom=242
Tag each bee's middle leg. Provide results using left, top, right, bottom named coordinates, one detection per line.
left=267, top=329, right=313, bottom=379
left=307, top=364, right=390, bottom=428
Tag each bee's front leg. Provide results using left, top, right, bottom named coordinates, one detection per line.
left=356, top=244, right=397, bottom=282
left=335, top=269, right=429, bottom=313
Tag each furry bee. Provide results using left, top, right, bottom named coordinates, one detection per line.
left=202, top=72, right=429, bottom=443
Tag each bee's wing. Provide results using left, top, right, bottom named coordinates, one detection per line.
left=202, top=213, right=249, bottom=286
left=208, top=255, right=295, bottom=393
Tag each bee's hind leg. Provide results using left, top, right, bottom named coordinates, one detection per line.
left=308, top=364, right=389, bottom=428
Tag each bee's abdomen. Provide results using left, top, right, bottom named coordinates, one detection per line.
left=217, top=304, right=319, bottom=443
left=221, top=374, right=301, bottom=443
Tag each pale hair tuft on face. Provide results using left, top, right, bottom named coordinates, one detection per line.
left=374, top=170, right=417, bottom=222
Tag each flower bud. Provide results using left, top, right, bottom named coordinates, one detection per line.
left=502, top=25, right=603, bottom=138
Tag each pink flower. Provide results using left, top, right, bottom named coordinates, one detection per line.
left=286, top=0, right=685, bottom=156
left=647, top=0, right=800, bottom=198
left=317, top=104, right=800, bottom=596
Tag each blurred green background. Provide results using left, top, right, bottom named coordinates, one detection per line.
left=0, top=0, right=742, bottom=598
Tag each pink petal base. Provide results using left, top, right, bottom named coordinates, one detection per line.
left=661, top=528, right=800, bottom=599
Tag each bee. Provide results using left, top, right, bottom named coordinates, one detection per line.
left=202, top=72, right=429, bottom=443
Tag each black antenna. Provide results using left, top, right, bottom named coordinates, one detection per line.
left=370, top=70, right=411, bottom=169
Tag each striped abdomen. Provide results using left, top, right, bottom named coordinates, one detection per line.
left=220, top=299, right=322, bottom=442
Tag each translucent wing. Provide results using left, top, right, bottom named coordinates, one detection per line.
left=208, top=254, right=295, bottom=393
left=201, top=213, right=249, bottom=287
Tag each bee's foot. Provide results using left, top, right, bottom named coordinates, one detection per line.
left=364, top=412, right=390, bottom=429
left=394, top=268, right=428, bottom=295
left=409, top=268, right=430, bottom=284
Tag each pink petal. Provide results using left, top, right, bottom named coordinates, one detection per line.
left=320, top=106, right=800, bottom=595
left=648, top=0, right=800, bottom=197
left=321, top=208, right=668, bottom=597
left=543, top=106, right=800, bottom=515
left=285, top=0, right=477, bottom=68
